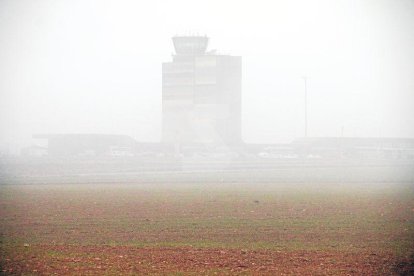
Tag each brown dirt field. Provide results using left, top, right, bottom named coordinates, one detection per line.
left=1, top=245, right=412, bottom=275
left=0, top=183, right=413, bottom=275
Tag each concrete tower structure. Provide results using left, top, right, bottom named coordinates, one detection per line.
left=162, top=36, right=242, bottom=146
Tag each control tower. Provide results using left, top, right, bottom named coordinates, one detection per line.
left=162, top=36, right=242, bottom=146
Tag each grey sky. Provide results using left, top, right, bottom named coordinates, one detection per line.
left=1, top=0, right=413, bottom=151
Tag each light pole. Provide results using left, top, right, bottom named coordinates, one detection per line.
left=302, top=76, right=308, bottom=138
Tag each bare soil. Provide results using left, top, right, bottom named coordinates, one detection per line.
left=2, top=245, right=412, bottom=275
left=1, top=183, right=413, bottom=275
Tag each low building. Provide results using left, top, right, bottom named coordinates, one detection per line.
left=21, top=145, right=48, bottom=157
left=33, top=134, right=136, bottom=157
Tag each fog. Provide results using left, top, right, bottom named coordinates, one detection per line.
left=0, top=0, right=413, bottom=185
left=1, top=0, right=414, bottom=153
left=2, top=3, right=414, bottom=274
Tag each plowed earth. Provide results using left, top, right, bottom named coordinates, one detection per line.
left=1, top=183, right=413, bottom=275
left=2, top=245, right=411, bottom=275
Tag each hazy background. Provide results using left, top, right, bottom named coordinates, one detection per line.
left=1, top=0, right=414, bottom=153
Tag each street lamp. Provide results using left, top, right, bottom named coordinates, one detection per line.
left=302, top=76, right=308, bottom=138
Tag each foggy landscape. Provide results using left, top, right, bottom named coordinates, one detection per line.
left=1, top=0, right=413, bottom=275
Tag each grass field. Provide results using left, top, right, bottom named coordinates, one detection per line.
left=0, top=182, right=413, bottom=275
